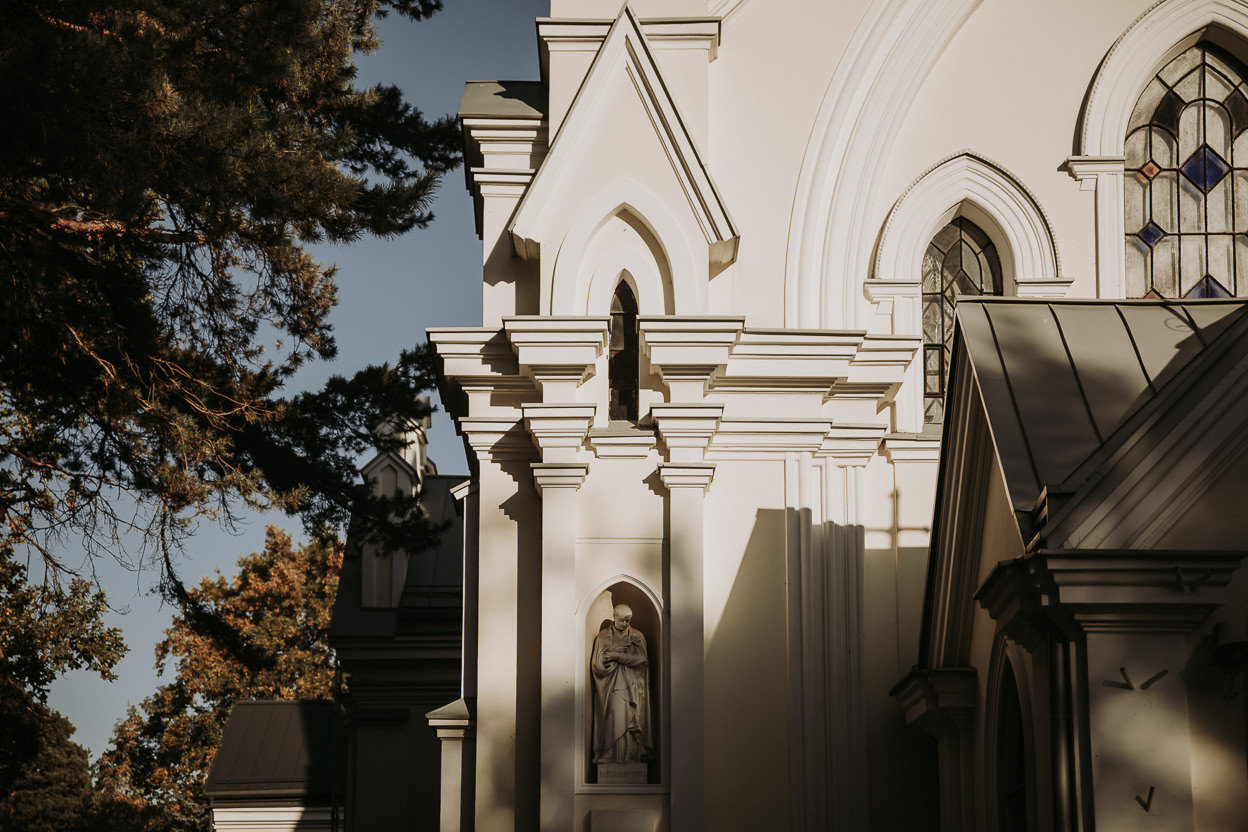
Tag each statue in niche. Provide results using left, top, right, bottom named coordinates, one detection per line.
left=590, top=604, right=653, bottom=766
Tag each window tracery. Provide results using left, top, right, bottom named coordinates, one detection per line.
left=922, top=217, right=1002, bottom=423
left=1125, top=41, right=1248, bottom=298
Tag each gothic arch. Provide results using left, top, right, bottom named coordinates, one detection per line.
left=550, top=180, right=703, bottom=317
left=984, top=635, right=1039, bottom=832
left=1081, top=0, right=1248, bottom=157
left=874, top=152, right=1061, bottom=290
left=784, top=0, right=984, bottom=328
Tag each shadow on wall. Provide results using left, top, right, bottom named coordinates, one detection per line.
left=702, top=509, right=791, bottom=831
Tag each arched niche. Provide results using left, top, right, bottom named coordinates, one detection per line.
left=1080, top=0, right=1248, bottom=157
left=577, top=576, right=665, bottom=789
left=874, top=152, right=1062, bottom=292
left=551, top=179, right=704, bottom=317
left=984, top=636, right=1038, bottom=832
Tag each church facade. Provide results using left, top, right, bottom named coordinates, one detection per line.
left=335, top=1, right=1248, bottom=831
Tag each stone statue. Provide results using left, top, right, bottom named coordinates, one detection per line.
left=590, top=604, right=653, bottom=765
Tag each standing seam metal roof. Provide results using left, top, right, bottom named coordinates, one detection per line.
left=957, top=298, right=1248, bottom=514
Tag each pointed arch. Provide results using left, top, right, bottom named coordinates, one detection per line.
left=875, top=152, right=1062, bottom=291
left=550, top=179, right=703, bottom=317
left=1081, top=0, right=1248, bottom=156
left=784, top=0, right=984, bottom=328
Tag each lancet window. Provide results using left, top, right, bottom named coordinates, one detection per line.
left=608, top=281, right=639, bottom=422
left=1125, top=42, right=1248, bottom=298
left=922, top=217, right=1002, bottom=424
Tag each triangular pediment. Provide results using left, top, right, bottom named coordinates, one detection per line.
left=508, top=5, right=738, bottom=266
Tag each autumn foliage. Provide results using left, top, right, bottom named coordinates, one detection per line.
left=93, top=527, right=343, bottom=830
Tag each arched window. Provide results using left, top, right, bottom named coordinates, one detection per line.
left=608, top=281, right=639, bottom=422
left=922, top=217, right=1002, bottom=423
left=1125, top=41, right=1248, bottom=298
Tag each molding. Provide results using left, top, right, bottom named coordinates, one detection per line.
left=530, top=461, right=590, bottom=493
left=880, top=434, right=941, bottom=464
left=587, top=426, right=659, bottom=458
left=712, top=328, right=859, bottom=392
left=785, top=0, right=984, bottom=329
left=816, top=423, right=888, bottom=467
left=874, top=151, right=1064, bottom=291
left=456, top=417, right=536, bottom=462
left=977, top=551, right=1245, bottom=636
left=892, top=667, right=978, bottom=736
left=651, top=403, right=724, bottom=464
left=1079, top=0, right=1248, bottom=157
left=504, top=316, right=609, bottom=400
left=512, top=6, right=738, bottom=277
left=656, top=462, right=716, bottom=490
left=522, top=403, right=597, bottom=464
left=548, top=179, right=702, bottom=315
left=638, top=316, right=742, bottom=399
left=707, top=417, right=834, bottom=459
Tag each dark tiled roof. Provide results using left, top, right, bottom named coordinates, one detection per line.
left=203, top=700, right=342, bottom=799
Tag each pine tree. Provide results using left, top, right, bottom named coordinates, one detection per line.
left=94, top=527, right=343, bottom=829
left=1, top=708, right=95, bottom=832
left=0, top=0, right=453, bottom=595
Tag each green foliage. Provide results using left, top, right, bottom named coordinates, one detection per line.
left=94, top=527, right=343, bottom=830
left=0, top=706, right=95, bottom=832
left=0, top=0, right=452, bottom=590
left=0, top=539, right=123, bottom=829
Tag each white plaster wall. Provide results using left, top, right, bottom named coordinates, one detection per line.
left=709, top=0, right=869, bottom=325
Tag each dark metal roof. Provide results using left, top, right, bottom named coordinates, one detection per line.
left=459, top=80, right=545, bottom=119
left=203, top=700, right=342, bottom=800
left=957, top=298, right=1248, bottom=513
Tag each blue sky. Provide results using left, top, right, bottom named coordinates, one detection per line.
left=48, top=0, right=550, bottom=759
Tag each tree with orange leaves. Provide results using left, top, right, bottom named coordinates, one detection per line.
left=93, top=527, right=342, bottom=831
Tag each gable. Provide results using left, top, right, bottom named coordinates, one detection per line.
left=509, top=5, right=737, bottom=315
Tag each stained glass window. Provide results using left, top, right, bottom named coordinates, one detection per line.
left=922, top=217, right=1002, bottom=424
left=1124, top=42, right=1248, bottom=298
left=608, top=282, right=639, bottom=422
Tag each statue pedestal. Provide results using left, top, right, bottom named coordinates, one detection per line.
left=597, top=762, right=648, bottom=785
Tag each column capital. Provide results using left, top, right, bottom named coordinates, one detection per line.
left=817, top=423, right=887, bottom=467
left=891, top=667, right=977, bottom=738
left=522, top=403, right=596, bottom=463
left=531, top=462, right=589, bottom=493
left=1065, top=155, right=1126, bottom=189
left=458, top=416, right=536, bottom=462
left=638, top=316, right=743, bottom=401
left=658, top=462, right=716, bottom=490
left=651, top=403, right=724, bottom=464
left=504, top=317, right=609, bottom=402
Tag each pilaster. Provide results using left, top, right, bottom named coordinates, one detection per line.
left=427, top=698, right=476, bottom=832
left=657, top=462, right=715, bottom=832
left=1066, top=156, right=1127, bottom=299
left=532, top=462, right=590, bottom=832
left=977, top=551, right=1247, bottom=832
left=892, top=669, right=978, bottom=832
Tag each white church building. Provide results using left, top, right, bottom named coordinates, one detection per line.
left=317, top=1, right=1248, bottom=831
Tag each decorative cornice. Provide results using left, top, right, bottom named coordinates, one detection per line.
left=976, top=551, right=1246, bottom=639
left=531, top=462, right=590, bottom=493
left=891, top=667, right=978, bottom=738
left=504, top=316, right=609, bottom=400
left=651, top=402, right=724, bottom=464
left=587, top=426, right=659, bottom=458
left=657, top=462, right=716, bottom=490
left=522, top=403, right=597, bottom=463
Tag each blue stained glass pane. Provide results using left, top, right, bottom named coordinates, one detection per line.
left=1138, top=221, right=1166, bottom=248
left=1185, top=275, right=1232, bottom=298
left=1179, top=145, right=1231, bottom=192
